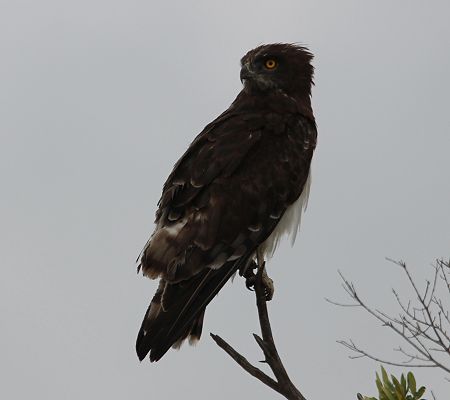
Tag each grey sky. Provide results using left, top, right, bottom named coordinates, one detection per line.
left=1, top=0, right=449, bottom=398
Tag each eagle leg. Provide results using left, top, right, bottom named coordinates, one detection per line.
left=260, top=266, right=274, bottom=301
left=256, top=250, right=274, bottom=301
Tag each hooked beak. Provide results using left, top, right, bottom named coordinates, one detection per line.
left=240, top=63, right=253, bottom=84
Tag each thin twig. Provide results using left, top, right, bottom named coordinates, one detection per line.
left=209, top=333, right=281, bottom=394
left=338, top=339, right=437, bottom=368
left=332, top=259, right=450, bottom=376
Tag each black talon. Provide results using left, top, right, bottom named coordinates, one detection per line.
left=240, top=260, right=258, bottom=291
left=245, top=275, right=256, bottom=290
left=239, top=260, right=257, bottom=277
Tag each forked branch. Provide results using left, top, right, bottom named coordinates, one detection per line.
left=211, top=261, right=307, bottom=400
left=329, top=258, right=450, bottom=376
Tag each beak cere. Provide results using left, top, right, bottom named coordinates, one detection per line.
left=240, top=63, right=252, bottom=84
left=239, top=62, right=273, bottom=91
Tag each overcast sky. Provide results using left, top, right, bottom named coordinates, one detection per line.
left=1, top=1, right=449, bottom=399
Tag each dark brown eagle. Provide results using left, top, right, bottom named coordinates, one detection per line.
left=136, top=43, right=317, bottom=362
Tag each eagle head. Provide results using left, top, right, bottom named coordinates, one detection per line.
left=240, top=43, right=314, bottom=96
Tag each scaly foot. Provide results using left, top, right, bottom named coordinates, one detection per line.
left=260, top=265, right=274, bottom=301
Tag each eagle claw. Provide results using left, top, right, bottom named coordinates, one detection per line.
left=261, top=269, right=274, bottom=301
left=240, top=260, right=258, bottom=291
left=241, top=260, right=274, bottom=301
left=245, top=275, right=256, bottom=290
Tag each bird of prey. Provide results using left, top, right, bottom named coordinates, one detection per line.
left=136, top=43, right=317, bottom=362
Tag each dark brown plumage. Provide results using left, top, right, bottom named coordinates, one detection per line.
left=136, top=43, right=317, bottom=362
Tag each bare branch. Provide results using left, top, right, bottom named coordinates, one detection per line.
left=212, top=261, right=307, bottom=400
left=209, top=333, right=281, bottom=394
left=438, top=259, right=450, bottom=295
left=337, top=339, right=437, bottom=368
left=333, top=259, right=450, bottom=377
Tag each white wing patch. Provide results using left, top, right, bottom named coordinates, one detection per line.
left=260, top=171, right=311, bottom=259
left=140, top=218, right=188, bottom=278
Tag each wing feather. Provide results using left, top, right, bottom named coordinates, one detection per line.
left=137, top=91, right=317, bottom=361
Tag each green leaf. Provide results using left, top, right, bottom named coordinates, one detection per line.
left=381, top=366, right=390, bottom=386
left=415, top=386, right=426, bottom=399
left=380, top=368, right=395, bottom=394
left=376, top=372, right=384, bottom=395
left=401, top=374, right=407, bottom=393
left=392, top=375, right=405, bottom=398
left=357, top=394, right=374, bottom=400
left=407, top=372, right=417, bottom=394
left=381, top=385, right=397, bottom=400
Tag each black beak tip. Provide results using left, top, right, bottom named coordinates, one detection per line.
left=240, top=65, right=251, bottom=84
left=239, top=70, right=246, bottom=84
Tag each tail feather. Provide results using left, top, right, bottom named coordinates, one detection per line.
left=136, top=257, right=249, bottom=362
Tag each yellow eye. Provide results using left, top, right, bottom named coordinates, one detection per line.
left=264, top=59, right=277, bottom=69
